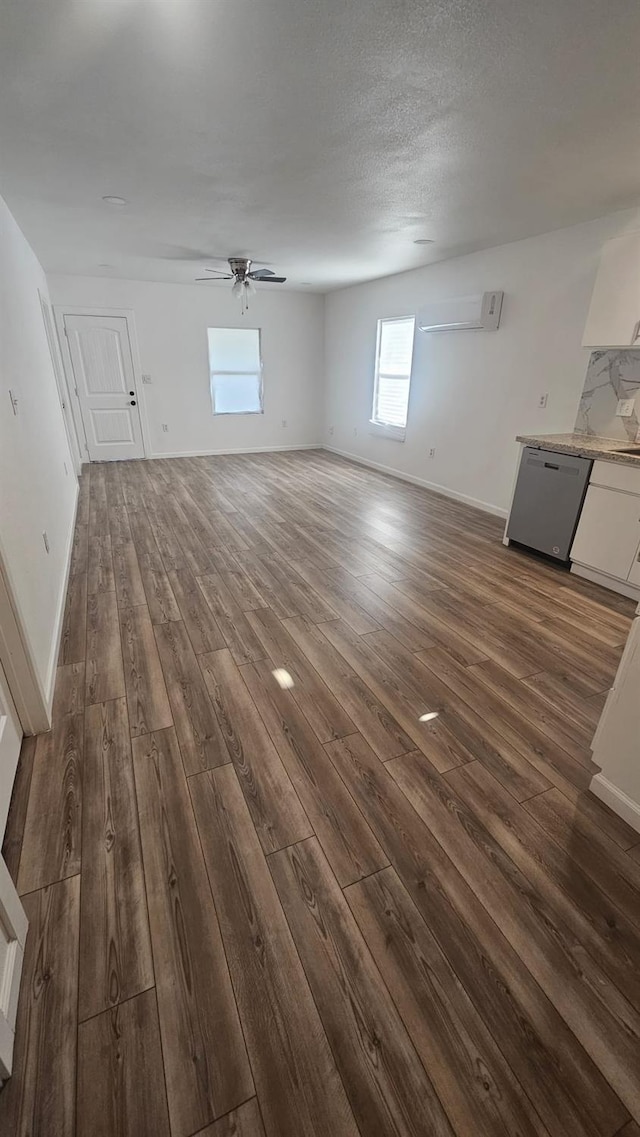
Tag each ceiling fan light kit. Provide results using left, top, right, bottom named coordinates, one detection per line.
left=196, top=257, right=286, bottom=313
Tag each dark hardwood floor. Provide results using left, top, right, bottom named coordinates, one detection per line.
left=2, top=448, right=640, bottom=1137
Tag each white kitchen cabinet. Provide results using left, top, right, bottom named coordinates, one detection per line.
left=582, top=232, right=640, bottom=348
left=570, top=484, right=640, bottom=579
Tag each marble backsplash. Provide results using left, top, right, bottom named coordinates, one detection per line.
left=575, top=350, right=640, bottom=441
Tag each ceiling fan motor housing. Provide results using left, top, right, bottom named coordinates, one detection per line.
left=228, top=257, right=251, bottom=280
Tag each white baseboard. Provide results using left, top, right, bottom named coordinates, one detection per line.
left=44, top=477, right=80, bottom=722
left=590, top=772, right=640, bottom=837
left=322, top=444, right=507, bottom=519
left=147, top=443, right=321, bottom=460
left=571, top=562, right=640, bottom=602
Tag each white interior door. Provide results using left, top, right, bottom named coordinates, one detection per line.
left=63, top=313, right=145, bottom=461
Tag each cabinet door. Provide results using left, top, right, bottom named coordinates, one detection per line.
left=571, top=485, right=640, bottom=579
left=582, top=233, right=640, bottom=348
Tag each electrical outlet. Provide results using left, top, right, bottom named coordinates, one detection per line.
left=162, top=423, right=169, bottom=432
left=429, top=447, right=436, bottom=458
left=353, top=427, right=358, bottom=437
left=538, top=393, right=548, bottom=409
left=282, top=419, right=287, bottom=428
left=329, top=426, right=334, bottom=436
left=42, top=531, right=50, bottom=554
left=141, top=373, right=152, bottom=384
left=617, top=398, right=635, bottom=417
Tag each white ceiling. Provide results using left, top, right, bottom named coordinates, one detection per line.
left=1, top=0, right=639, bottom=291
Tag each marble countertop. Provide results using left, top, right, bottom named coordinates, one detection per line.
left=516, top=432, right=640, bottom=466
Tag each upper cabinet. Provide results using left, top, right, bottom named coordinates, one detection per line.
left=582, top=232, right=640, bottom=348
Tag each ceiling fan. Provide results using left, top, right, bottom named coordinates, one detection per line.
left=196, top=257, right=286, bottom=311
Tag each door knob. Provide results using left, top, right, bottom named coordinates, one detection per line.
left=130, top=400, right=136, bottom=406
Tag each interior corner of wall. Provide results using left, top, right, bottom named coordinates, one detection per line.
left=44, top=476, right=80, bottom=715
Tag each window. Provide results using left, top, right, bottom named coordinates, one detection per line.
left=208, top=327, right=263, bottom=415
left=371, top=316, right=415, bottom=439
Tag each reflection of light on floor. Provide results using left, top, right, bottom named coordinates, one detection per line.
left=418, top=711, right=439, bottom=722
left=272, top=668, right=295, bottom=690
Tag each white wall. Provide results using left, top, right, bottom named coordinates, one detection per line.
left=0, top=195, right=77, bottom=714
left=49, top=275, right=324, bottom=458
left=47, top=210, right=640, bottom=520
left=323, top=209, right=640, bottom=516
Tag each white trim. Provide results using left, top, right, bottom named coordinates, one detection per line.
left=0, top=856, right=27, bottom=1078
left=322, top=444, right=507, bottom=518
left=590, top=772, right=640, bottom=837
left=38, top=291, right=82, bottom=475
left=570, top=561, right=640, bottom=601
left=0, top=660, right=21, bottom=842
left=53, top=307, right=89, bottom=460
left=0, top=557, right=48, bottom=736
left=147, top=443, right=321, bottom=459
left=53, top=305, right=151, bottom=461
left=0, top=857, right=27, bottom=950
left=0, top=475, right=78, bottom=736
left=0, top=941, right=23, bottom=1077
left=368, top=420, right=406, bottom=442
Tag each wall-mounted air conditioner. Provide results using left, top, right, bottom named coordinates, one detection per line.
left=417, top=291, right=503, bottom=333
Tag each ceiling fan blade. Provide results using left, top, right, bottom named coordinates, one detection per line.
left=203, top=267, right=234, bottom=277
left=257, top=276, right=287, bottom=283
left=249, top=269, right=275, bottom=279
left=195, top=275, right=233, bottom=281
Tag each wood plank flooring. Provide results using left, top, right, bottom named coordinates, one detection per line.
left=2, top=448, right=640, bottom=1137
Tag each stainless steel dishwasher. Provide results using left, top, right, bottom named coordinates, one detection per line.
left=506, top=447, right=592, bottom=562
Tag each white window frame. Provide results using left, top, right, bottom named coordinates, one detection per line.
left=208, top=327, right=264, bottom=416
left=370, top=316, right=416, bottom=441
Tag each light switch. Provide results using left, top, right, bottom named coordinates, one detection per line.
left=616, top=397, right=635, bottom=417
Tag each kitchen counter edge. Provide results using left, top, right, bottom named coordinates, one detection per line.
left=515, top=433, right=640, bottom=466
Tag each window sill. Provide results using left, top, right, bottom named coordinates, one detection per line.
left=369, top=420, right=406, bottom=442
left=212, top=409, right=264, bottom=416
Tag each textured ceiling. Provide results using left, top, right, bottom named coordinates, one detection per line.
left=1, top=0, right=640, bottom=290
